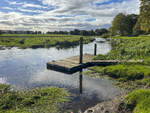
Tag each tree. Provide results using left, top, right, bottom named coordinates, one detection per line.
left=111, top=13, right=138, bottom=36
left=139, top=0, right=150, bottom=33
left=111, top=13, right=127, bottom=36
left=88, top=30, right=95, bottom=36
left=133, top=19, right=145, bottom=36
left=80, top=30, right=89, bottom=36
left=95, top=28, right=108, bottom=36
left=126, top=14, right=138, bottom=35
left=0, top=30, right=2, bottom=35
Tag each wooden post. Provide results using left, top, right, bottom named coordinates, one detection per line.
left=94, top=43, right=97, bottom=56
left=79, top=37, right=83, bottom=64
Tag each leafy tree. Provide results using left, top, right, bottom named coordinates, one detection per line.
left=133, top=19, right=144, bottom=36
left=111, top=13, right=128, bottom=36
left=126, top=14, right=138, bottom=35
left=139, top=0, right=150, bottom=33
left=111, top=13, right=138, bottom=36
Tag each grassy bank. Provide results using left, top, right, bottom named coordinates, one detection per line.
left=124, top=89, right=150, bottom=113
left=0, top=34, right=94, bottom=49
left=0, top=84, right=70, bottom=113
left=94, top=35, right=150, bottom=61
left=85, top=35, right=150, bottom=113
left=87, top=64, right=150, bottom=90
left=87, top=36, right=150, bottom=89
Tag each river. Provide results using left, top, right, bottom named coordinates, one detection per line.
left=0, top=38, right=121, bottom=112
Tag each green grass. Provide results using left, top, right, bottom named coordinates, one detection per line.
left=88, top=65, right=150, bottom=86
left=94, top=35, right=150, bottom=61
left=85, top=35, right=150, bottom=113
left=0, top=84, right=70, bottom=113
left=0, top=35, right=94, bottom=49
left=125, top=89, right=150, bottom=113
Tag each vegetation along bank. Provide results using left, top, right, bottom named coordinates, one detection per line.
left=85, top=35, right=150, bottom=113
left=0, top=84, right=70, bottom=113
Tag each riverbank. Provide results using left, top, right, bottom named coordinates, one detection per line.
left=85, top=35, right=150, bottom=113
left=0, top=34, right=94, bottom=49
left=0, top=84, right=70, bottom=113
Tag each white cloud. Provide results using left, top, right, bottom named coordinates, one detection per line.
left=0, top=0, right=140, bottom=32
left=22, top=3, right=46, bottom=8
left=9, top=1, right=24, bottom=5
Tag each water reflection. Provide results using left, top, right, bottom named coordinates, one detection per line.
left=79, top=70, right=83, bottom=94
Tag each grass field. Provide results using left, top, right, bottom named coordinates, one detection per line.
left=0, top=34, right=94, bottom=49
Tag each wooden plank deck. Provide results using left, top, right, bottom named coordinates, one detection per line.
left=47, top=54, right=121, bottom=74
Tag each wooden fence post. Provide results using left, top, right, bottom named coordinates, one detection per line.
left=80, top=37, right=83, bottom=64
left=94, top=43, right=97, bottom=56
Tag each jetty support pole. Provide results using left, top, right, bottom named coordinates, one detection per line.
left=80, top=37, right=83, bottom=64
left=94, top=43, right=97, bottom=56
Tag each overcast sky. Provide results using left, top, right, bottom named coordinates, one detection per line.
left=0, top=0, right=140, bottom=32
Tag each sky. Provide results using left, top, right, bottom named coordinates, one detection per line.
left=0, top=0, right=140, bottom=32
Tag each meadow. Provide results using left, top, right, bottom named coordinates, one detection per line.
left=0, top=34, right=94, bottom=49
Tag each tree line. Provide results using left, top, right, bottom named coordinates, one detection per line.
left=0, top=28, right=109, bottom=36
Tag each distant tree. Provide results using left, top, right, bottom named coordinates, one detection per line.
left=80, top=30, right=89, bottom=36
left=38, top=31, right=42, bottom=34
left=74, top=29, right=80, bottom=35
left=88, top=30, right=95, bottom=36
left=139, top=0, right=150, bottom=33
left=95, top=28, right=108, bottom=36
left=0, top=30, right=2, bottom=35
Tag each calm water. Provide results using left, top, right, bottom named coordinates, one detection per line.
left=0, top=38, right=120, bottom=112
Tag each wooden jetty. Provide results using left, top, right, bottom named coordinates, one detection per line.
left=47, top=37, right=143, bottom=74
left=47, top=54, right=120, bottom=74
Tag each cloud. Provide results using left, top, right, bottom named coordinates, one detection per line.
left=8, top=1, right=24, bottom=5
left=0, top=0, right=140, bottom=32
left=22, top=3, right=47, bottom=9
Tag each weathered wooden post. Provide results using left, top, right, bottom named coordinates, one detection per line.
left=79, top=37, right=83, bottom=64
left=79, top=70, right=83, bottom=94
left=94, top=43, right=97, bottom=56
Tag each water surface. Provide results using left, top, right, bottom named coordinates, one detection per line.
left=0, top=39, right=120, bottom=112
